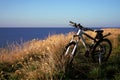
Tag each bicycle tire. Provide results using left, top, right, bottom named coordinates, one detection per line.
left=91, top=39, right=112, bottom=64
left=62, top=41, right=76, bottom=75
left=63, top=41, right=76, bottom=64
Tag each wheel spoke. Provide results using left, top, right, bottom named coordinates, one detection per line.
left=92, top=39, right=112, bottom=64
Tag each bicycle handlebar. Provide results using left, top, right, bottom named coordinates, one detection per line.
left=69, top=21, right=94, bottom=31
left=69, top=21, right=77, bottom=28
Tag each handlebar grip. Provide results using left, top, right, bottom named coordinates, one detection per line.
left=69, top=21, right=77, bottom=28
left=69, top=21, right=75, bottom=24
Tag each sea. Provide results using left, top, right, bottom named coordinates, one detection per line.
left=0, top=27, right=119, bottom=48
left=0, top=27, right=74, bottom=47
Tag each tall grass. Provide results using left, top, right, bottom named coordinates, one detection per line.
left=0, top=28, right=120, bottom=80
left=0, top=32, right=73, bottom=79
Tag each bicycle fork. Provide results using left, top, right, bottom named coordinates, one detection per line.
left=65, top=42, right=78, bottom=57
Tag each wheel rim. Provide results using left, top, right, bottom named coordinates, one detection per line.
left=93, top=40, right=111, bottom=64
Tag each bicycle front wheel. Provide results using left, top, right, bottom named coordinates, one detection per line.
left=63, top=41, right=77, bottom=64
left=62, top=41, right=77, bottom=76
left=91, top=39, right=112, bottom=64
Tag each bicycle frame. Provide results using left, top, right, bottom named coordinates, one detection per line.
left=64, top=21, right=112, bottom=65
left=65, top=27, right=111, bottom=57
left=66, top=29, right=91, bottom=56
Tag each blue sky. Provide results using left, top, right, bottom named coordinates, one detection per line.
left=0, top=0, right=120, bottom=27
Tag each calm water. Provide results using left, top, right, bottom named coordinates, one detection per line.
left=0, top=27, right=74, bottom=47
left=0, top=27, right=119, bottom=47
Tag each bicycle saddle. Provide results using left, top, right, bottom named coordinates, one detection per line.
left=95, top=29, right=103, bottom=33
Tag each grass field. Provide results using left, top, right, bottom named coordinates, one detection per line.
left=0, top=28, right=120, bottom=80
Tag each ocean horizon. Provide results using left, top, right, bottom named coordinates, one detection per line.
left=0, top=27, right=119, bottom=48
left=0, top=27, right=74, bottom=47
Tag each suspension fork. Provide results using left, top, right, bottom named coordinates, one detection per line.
left=71, top=42, right=78, bottom=56
left=65, top=41, right=78, bottom=56
left=65, top=34, right=79, bottom=56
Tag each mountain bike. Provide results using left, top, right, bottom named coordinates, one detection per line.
left=63, top=21, right=112, bottom=66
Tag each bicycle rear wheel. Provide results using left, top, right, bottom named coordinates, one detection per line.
left=91, top=39, right=112, bottom=64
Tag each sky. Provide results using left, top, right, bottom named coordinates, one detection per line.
left=0, top=0, right=120, bottom=27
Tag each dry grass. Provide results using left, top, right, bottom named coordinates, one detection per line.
left=0, top=28, right=120, bottom=79
left=0, top=33, right=72, bottom=63
left=1, top=28, right=119, bottom=63
left=103, top=28, right=120, bottom=48
left=0, top=32, right=73, bottom=79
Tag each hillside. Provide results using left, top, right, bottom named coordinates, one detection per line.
left=0, top=28, right=120, bottom=80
